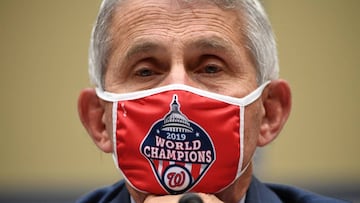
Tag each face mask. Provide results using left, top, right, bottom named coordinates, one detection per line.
left=96, top=82, right=270, bottom=195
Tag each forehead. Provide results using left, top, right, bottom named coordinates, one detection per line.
left=109, top=0, right=245, bottom=47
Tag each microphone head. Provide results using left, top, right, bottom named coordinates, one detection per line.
left=179, top=193, right=204, bottom=203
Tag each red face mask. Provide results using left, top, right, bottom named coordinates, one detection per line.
left=96, top=82, right=269, bottom=195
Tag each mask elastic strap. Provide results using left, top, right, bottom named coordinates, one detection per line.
left=236, top=155, right=253, bottom=178
left=235, top=81, right=270, bottom=177
left=240, top=81, right=271, bottom=106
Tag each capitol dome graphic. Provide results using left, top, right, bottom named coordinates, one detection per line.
left=161, top=95, right=194, bottom=133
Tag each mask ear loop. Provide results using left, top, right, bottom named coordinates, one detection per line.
left=232, top=104, right=252, bottom=182
left=240, top=81, right=271, bottom=106
left=235, top=82, right=271, bottom=185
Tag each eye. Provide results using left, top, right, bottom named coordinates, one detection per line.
left=204, top=64, right=221, bottom=74
left=195, top=62, right=223, bottom=75
left=135, top=68, right=155, bottom=77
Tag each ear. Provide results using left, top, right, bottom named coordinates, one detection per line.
left=257, top=80, right=292, bottom=146
left=77, top=88, right=113, bottom=153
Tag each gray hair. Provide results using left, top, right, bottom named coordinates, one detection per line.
left=88, top=0, right=279, bottom=89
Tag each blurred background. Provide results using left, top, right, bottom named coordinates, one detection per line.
left=0, top=0, right=359, bottom=202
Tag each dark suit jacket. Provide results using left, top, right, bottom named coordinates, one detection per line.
left=77, top=176, right=349, bottom=203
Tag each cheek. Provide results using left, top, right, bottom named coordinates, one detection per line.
left=103, top=103, right=115, bottom=142
left=243, top=102, right=262, bottom=159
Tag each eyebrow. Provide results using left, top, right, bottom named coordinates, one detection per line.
left=189, top=37, right=237, bottom=55
left=124, top=37, right=237, bottom=62
left=125, top=41, right=164, bottom=60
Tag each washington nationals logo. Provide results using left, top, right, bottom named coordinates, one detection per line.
left=140, top=95, right=215, bottom=194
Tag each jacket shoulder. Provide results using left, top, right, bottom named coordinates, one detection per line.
left=77, top=180, right=130, bottom=203
left=267, top=183, right=350, bottom=203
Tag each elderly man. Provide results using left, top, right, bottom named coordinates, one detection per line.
left=77, top=0, right=347, bottom=202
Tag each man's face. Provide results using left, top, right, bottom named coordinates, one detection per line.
left=102, top=0, right=265, bottom=199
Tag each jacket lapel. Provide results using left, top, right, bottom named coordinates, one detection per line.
left=245, top=176, right=282, bottom=203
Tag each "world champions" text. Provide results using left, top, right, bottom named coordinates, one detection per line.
left=143, top=135, right=213, bottom=163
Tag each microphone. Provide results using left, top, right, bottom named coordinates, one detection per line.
left=179, top=193, right=204, bottom=203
